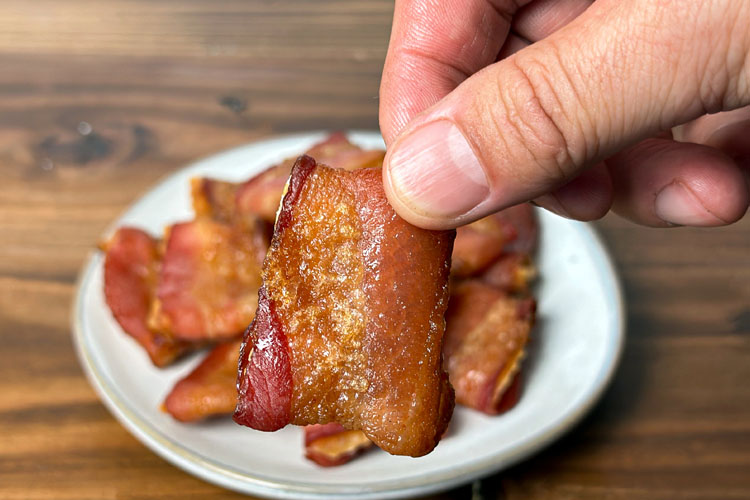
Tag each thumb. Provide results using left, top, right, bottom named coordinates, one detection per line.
left=382, top=0, right=750, bottom=229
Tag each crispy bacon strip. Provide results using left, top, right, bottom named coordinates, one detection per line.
left=451, top=203, right=537, bottom=278
left=443, top=280, right=535, bottom=414
left=480, top=252, right=537, bottom=294
left=496, top=203, right=538, bottom=255
left=193, top=133, right=384, bottom=225
left=452, top=213, right=517, bottom=278
left=149, top=218, right=267, bottom=341
left=304, top=424, right=373, bottom=467
left=235, top=156, right=455, bottom=457
left=163, top=340, right=242, bottom=422
left=102, top=227, right=191, bottom=367
left=304, top=132, right=385, bottom=171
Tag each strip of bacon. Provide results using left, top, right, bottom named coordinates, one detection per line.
left=304, top=132, right=385, bottom=171
left=451, top=203, right=537, bottom=278
left=102, top=227, right=191, bottom=367
left=163, top=340, right=242, bottom=422
left=149, top=217, right=267, bottom=341
left=496, top=203, right=538, bottom=254
left=304, top=424, right=373, bottom=467
left=443, top=280, right=535, bottom=414
left=480, top=252, right=537, bottom=294
left=235, top=156, right=455, bottom=457
left=451, top=213, right=517, bottom=278
left=193, top=133, right=385, bottom=225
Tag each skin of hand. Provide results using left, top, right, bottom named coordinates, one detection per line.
left=379, top=0, right=750, bottom=229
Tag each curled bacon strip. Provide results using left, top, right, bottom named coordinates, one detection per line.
left=304, top=424, right=373, bottom=467
left=443, top=280, right=535, bottom=414
left=235, top=156, right=455, bottom=457
left=102, top=227, right=191, bottom=367
left=163, top=340, right=242, bottom=422
left=149, top=218, right=267, bottom=341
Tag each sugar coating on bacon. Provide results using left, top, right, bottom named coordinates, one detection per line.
left=234, top=156, right=455, bottom=457
left=149, top=218, right=267, bottom=341
left=102, top=227, right=191, bottom=367
left=443, top=281, right=535, bottom=414
left=163, top=340, right=242, bottom=422
left=304, top=423, right=373, bottom=467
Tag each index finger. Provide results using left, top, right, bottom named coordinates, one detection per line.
left=379, top=0, right=516, bottom=145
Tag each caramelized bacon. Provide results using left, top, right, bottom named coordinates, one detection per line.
left=163, top=340, right=242, bottom=422
left=443, top=281, right=535, bottom=414
left=149, top=218, right=267, bottom=341
left=235, top=156, right=455, bottom=457
left=102, top=227, right=191, bottom=367
left=304, top=423, right=373, bottom=467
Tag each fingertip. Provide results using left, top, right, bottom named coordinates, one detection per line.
left=534, top=163, right=613, bottom=220
left=609, top=139, right=750, bottom=227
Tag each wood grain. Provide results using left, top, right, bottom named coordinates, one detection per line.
left=1, top=1, right=749, bottom=499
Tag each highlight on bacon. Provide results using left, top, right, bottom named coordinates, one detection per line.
left=234, top=155, right=456, bottom=457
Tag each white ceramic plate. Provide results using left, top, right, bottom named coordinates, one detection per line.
left=73, top=131, right=625, bottom=500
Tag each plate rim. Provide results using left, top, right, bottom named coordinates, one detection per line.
left=71, top=130, right=626, bottom=500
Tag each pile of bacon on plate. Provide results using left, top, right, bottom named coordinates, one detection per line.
left=101, top=133, right=538, bottom=466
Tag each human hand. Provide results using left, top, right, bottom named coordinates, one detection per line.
left=379, top=0, right=750, bottom=229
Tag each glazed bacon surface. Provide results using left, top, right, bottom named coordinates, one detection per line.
left=443, top=280, right=535, bottom=414
left=234, top=156, right=456, bottom=457
left=164, top=340, right=242, bottom=422
left=149, top=218, right=268, bottom=341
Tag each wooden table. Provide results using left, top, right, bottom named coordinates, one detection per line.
left=1, top=2, right=749, bottom=499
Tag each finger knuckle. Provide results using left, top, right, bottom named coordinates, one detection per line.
left=486, top=49, right=591, bottom=185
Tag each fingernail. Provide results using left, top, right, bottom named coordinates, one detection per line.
left=655, top=182, right=726, bottom=226
left=386, top=120, right=489, bottom=218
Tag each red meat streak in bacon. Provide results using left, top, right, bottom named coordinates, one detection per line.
left=235, top=156, right=455, bottom=457
left=102, top=227, right=191, bottom=367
